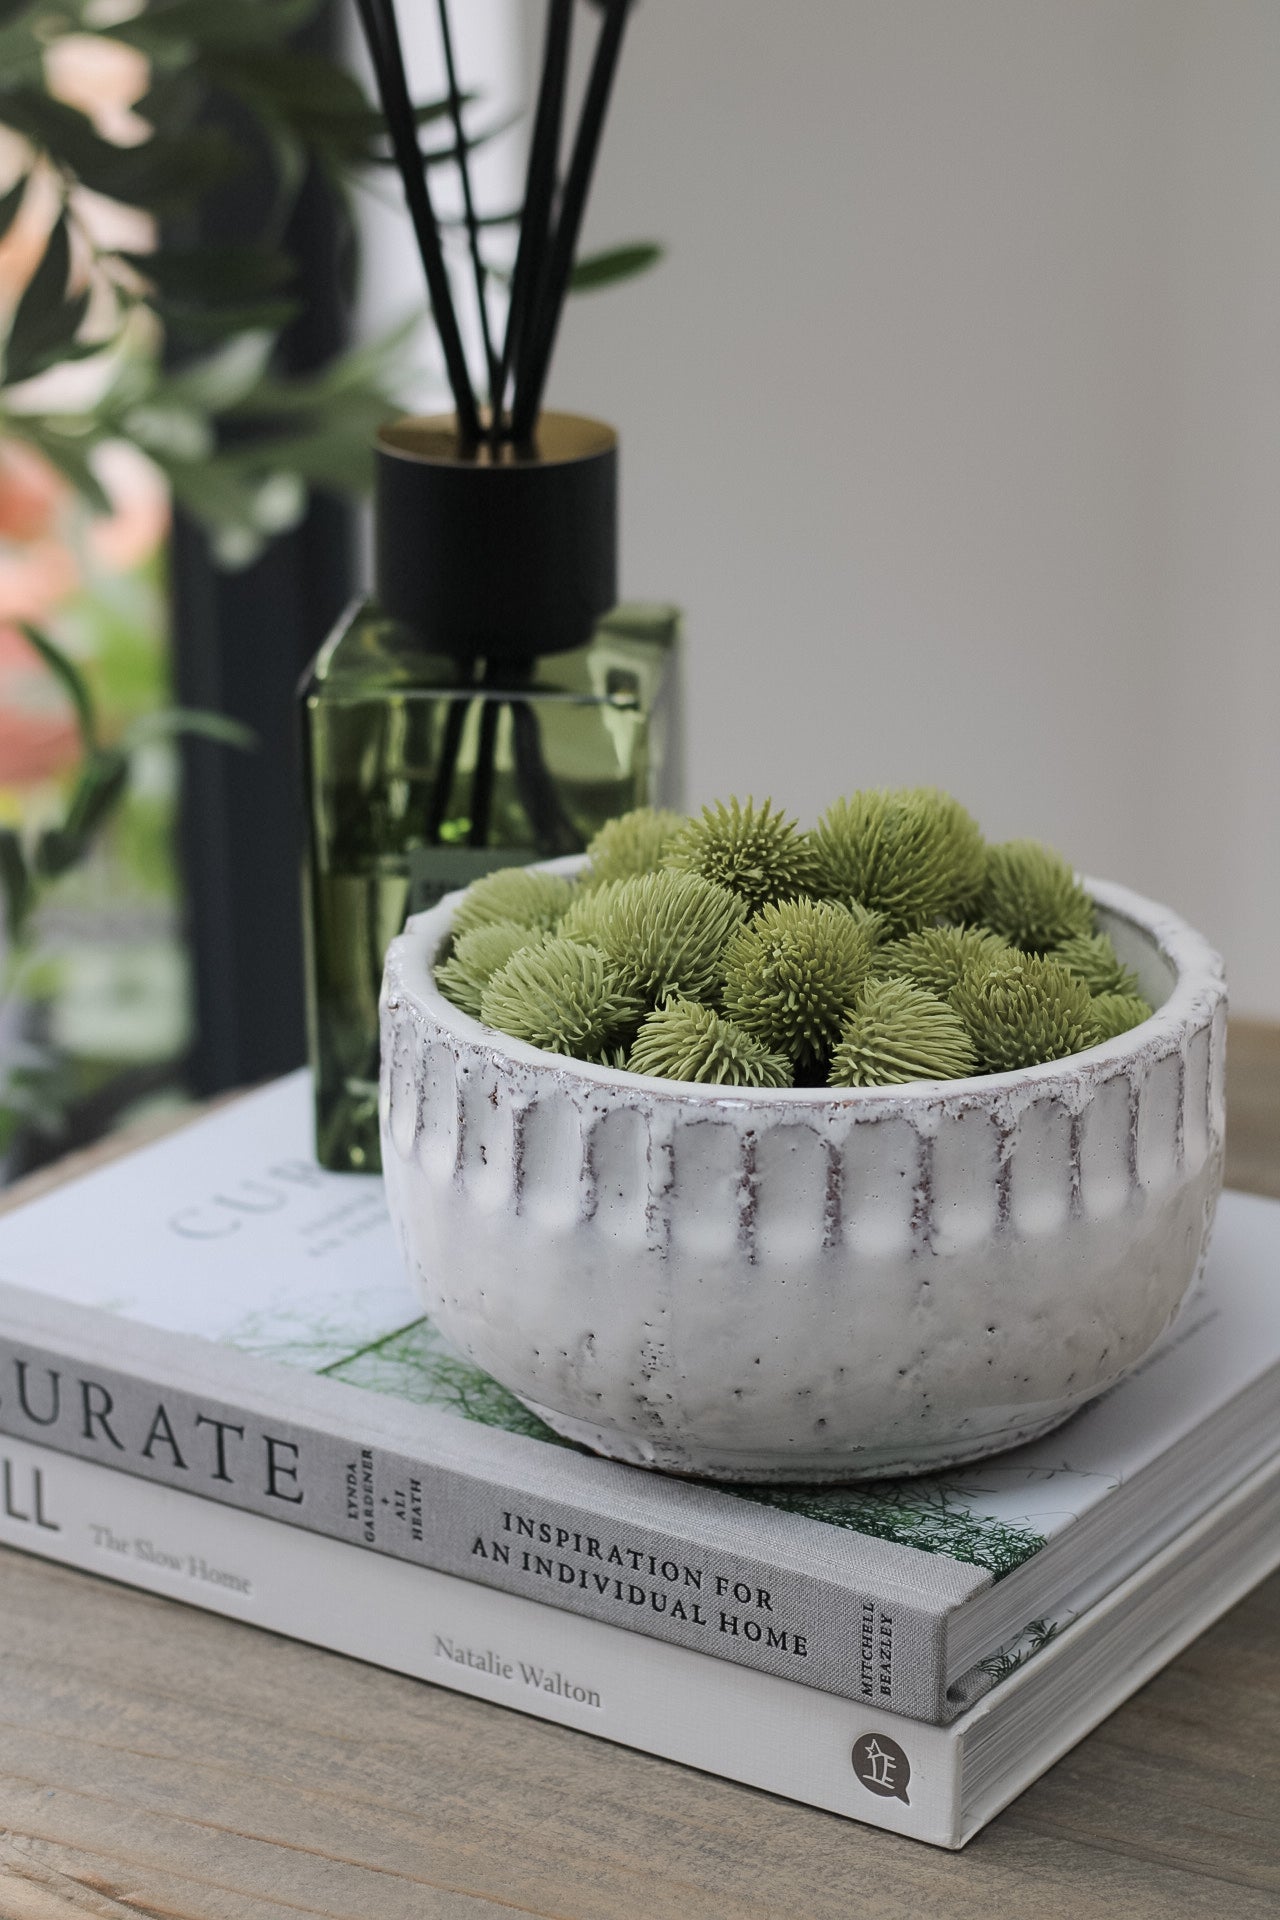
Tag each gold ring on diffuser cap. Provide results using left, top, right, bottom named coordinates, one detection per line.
left=378, top=411, right=616, bottom=469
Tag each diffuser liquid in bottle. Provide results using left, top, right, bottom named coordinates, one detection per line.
left=301, top=600, right=681, bottom=1172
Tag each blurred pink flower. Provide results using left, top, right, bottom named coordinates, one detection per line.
left=0, top=623, right=81, bottom=786
left=0, top=438, right=78, bottom=622
left=0, top=440, right=68, bottom=543
left=43, top=35, right=152, bottom=149
left=0, top=539, right=78, bottom=623
left=88, top=439, right=169, bottom=571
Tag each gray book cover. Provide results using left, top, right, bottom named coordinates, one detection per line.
left=0, top=1072, right=1275, bottom=1722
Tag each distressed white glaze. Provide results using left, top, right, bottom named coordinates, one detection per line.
left=380, top=861, right=1226, bottom=1480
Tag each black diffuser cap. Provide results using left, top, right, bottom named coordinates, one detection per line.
left=375, top=411, right=617, bottom=662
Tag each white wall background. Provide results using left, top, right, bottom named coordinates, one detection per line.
left=536, top=1, right=1280, bottom=1018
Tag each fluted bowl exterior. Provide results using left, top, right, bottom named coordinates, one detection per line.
left=379, top=863, right=1226, bottom=1480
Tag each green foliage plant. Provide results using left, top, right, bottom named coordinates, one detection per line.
left=433, top=796, right=1160, bottom=1087
left=0, top=628, right=251, bottom=1152
left=0, top=0, right=662, bottom=563
left=829, top=978, right=978, bottom=1088
left=0, top=0, right=412, bottom=565
left=627, top=1001, right=790, bottom=1089
left=663, top=797, right=819, bottom=918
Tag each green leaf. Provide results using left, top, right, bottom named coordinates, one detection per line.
left=110, top=0, right=321, bottom=55
left=122, top=245, right=295, bottom=302
left=0, top=12, right=45, bottom=91
left=1, top=90, right=244, bottom=213
left=442, top=205, right=523, bottom=231
left=34, top=751, right=130, bottom=878
left=122, top=709, right=256, bottom=752
left=3, top=213, right=91, bottom=386
left=157, top=298, right=302, bottom=345
left=0, top=174, right=27, bottom=242
left=366, top=116, right=518, bottom=172
left=569, top=243, right=664, bottom=293
left=0, top=829, right=33, bottom=943
left=18, top=625, right=98, bottom=753
left=207, top=46, right=372, bottom=120
left=221, top=314, right=416, bottom=414
left=120, top=402, right=214, bottom=462
left=156, top=331, right=277, bottom=411
left=217, top=427, right=379, bottom=495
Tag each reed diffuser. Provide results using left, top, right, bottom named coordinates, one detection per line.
left=301, top=0, right=681, bottom=1172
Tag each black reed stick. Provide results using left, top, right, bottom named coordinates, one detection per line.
left=494, top=0, right=573, bottom=444
left=434, top=0, right=499, bottom=411
left=426, top=687, right=470, bottom=843
left=466, top=661, right=506, bottom=846
left=510, top=696, right=583, bottom=855
left=356, top=0, right=480, bottom=443
left=512, top=0, right=632, bottom=444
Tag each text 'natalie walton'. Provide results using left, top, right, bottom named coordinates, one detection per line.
left=434, top=1635, right=602, bottom=1708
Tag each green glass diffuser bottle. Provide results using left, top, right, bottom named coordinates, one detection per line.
left=300, top=411, right=681, bottom=1172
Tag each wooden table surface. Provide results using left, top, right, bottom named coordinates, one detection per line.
left=1, top=1027, right=1278, bottom=1920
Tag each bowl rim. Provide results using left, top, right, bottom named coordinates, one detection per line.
left=383, top=854, right=1226, bottom=1110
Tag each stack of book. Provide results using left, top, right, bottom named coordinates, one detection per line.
left=0, top=1074, right=1275, bottom=1849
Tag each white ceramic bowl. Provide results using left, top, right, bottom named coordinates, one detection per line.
left=379, top=862, right=1226, bottom=1480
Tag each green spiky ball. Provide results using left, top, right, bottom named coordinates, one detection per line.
left=1049, top=930, right=1141, bottom=998
left=628, top=1001, right=791, bottom=1088
left=950, top=952, right=1097, bottom=1072
left=452, top=866, right=575, bottom=939
left=812, top=788, right=980, bottom=934
left=480, top=938, right=641, bottom=1062
left=435, top=920, right=535, bottom=1019
left=980, top=840, right=1094, bottom=952
left=829, top=978, right=978, bottom=1087
left=915, top=787, right=987, bottom=919
left=1089, top=990, right=1154, bottom=1042
left=723, top=898, right=877, bottom=1067
left=556, top=880, right=624, bottom=945
left=597, top=869, right=747, bottom=1006
left=874, top=923, right=1010, bottom=998
left=664, top=797, right=820, bottom=917
left=580, top=808, right=687, bottom=888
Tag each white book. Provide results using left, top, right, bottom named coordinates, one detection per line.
left=0, top=1072, right=1277, bottom=1723
left=2, top=1431, right=1276, bottom=1849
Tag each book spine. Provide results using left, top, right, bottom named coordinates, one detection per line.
left=0, top=1432, right=963, bottom=1848
left=0, top=1326, right=956, bottom=1720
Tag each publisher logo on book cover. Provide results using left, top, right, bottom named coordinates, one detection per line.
left=851, top=1732, right=911, bottom=1803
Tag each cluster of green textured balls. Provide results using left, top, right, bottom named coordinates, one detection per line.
left=433, top=792, right=1156, bottom=1089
